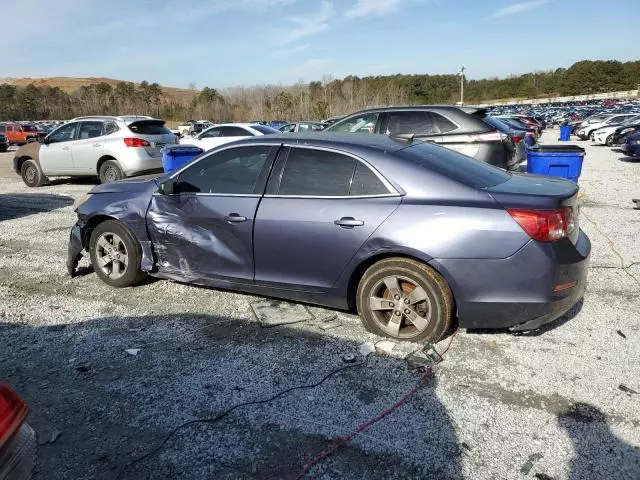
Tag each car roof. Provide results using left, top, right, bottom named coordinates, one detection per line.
left=344, top=104, right=486, bottom=115
left=69, top=115, right=158, bottom=123
left=232, top=132, right=414, bottom=152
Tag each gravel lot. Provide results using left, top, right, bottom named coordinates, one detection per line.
left=1, top=131, right=639, bottom=479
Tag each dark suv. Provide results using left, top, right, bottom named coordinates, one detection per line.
left=325, top=106, right=518, bottom=170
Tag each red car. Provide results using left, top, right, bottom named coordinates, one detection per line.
left=0, top=384, right=36, bottom=479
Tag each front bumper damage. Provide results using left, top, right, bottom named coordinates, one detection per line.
left=66, top=223, right=84, bottom=278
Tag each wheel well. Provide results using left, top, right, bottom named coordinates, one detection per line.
left=96, top=155, right=117, bottom=175
left=81, top=215, right=117, bottom=248
left=15, top=156, right=32, bottom=174
left=346, top=252, right=457, bottom=314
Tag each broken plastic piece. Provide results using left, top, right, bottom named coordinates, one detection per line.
left=375, top=340, right=396, bottom=354
left=358, top=343, right=375, bottom=357
left=618, top=384, right=638, bottom=395
left=406, top=342, right=443, bottom=368
left=520, top=453, right=543, bottom=475
left=616, top=330, right=627, bottom=339
left=251, top=300, right=312, bottom=327
left=125, top=349, right=141, bottom=356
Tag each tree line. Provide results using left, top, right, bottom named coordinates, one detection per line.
left=1, top=60, right=638, bottom=122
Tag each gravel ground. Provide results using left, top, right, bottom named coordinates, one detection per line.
left=1, top=131, right=639, bottom=480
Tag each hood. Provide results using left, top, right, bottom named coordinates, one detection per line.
left=89, top=174, right=161, bottom=194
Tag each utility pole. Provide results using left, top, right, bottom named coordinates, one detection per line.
left=458, top=65, right=465, bottom=105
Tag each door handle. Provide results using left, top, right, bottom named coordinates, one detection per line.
left=334, top=217, right=364, bottom=228
left=93, top=143, right=102, bottom=147
left=225, top=213, right=247, bottom=223
left=62, top=146, right=70, bottom=151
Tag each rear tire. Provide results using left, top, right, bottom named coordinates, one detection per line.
left=606, top=135, right=614, bottom=147
left=89, top=220, right=146, bottom=288
left=20, top=159, right=48, bottom=187
left=99, top=160, right=124, bottom=184
left=356, top=258, right=453, bottom=342
left=588, top=131, right=595, bottom=141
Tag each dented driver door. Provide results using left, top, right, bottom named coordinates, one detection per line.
left=147, top=145, right=278, bottom=282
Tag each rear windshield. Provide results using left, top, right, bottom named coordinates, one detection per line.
left=22, top=125, right=37, bottom=131
left=128, top=120, right=171, bottom=135
left=251, top=125, right=279, bottom=135
left=398, top=142, right=511, bottom=189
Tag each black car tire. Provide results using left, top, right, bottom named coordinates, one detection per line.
left=89, top=220, right=146, bottom=288
left=0, top=146, right=7, bottom=152
left=606, top=135, right=614, bottom=147
left=20, top=159, right=48, bottom=187
left=357, top=258, right=453, bottom=342
left=588, top=131, right=595, bottom=141
left=99, top=160, right=125, bottom=184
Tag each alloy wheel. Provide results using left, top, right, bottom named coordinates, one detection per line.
left=367, top=275, right=433, bottom=339
left=95, top=232, right=128, bottom=280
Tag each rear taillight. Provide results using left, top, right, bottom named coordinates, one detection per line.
left=123, top=137, right=150, bottom=147
left=511, top=135, right=523, bottom=143
left=471, top=130, right=503, bottom=142
left=0, top=384, right=28, bottom=448
left=507, top=207, right=575, bottom=242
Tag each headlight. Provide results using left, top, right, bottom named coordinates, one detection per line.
left=73, top=194, right=91, bottom=209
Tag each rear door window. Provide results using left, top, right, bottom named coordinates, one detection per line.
left=277, top=148, right=356, bottom=196
left=384, top=111, right=449, bottom=135
left=77, top=121, right=104, bottom=139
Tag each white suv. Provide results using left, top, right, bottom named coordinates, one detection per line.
left=575, top=114, right=637, bottom=141
left=13, top=116, right=177, bottom=187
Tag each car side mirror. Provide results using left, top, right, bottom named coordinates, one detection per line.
left=159, top=178, right=176, bottom=195
left=42, top=137, right=50, bottom=145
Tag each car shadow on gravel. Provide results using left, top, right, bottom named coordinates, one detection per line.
left=618, top=156, right=640, bottom=163
left=0, top=193, right=74, bottom=221
left=1, top=314, right=462, bottom=480
left=558, top=402, right=640, bottom=479
left=45, top=177, right=101, bottom=187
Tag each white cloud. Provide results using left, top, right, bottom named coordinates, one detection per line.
left=490, top=0, right=552, bottom=18
left=345, top=0, right=403, bottom=18
left=274, top=0, right=333, bottom=45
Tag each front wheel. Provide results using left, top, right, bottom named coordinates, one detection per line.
left=89, top=220, right=146, bottom=288
left=356, top=258, right=453, bottom=342
left=99, top=160, right=124, bottom=184
left=20, top=159, right=48, bottom=187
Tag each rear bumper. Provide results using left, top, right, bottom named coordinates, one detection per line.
left=433, top=230, right=591, bottom=331
left=622, top=143, right=640, bottom=157
left=116, top=149, right=164, bottom=176
left=0, top=423, right=36, bottom=480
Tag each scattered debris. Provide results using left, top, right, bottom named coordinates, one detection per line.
left=534, top=473, right=555, bottom=480
left=75, top=365, right=90, bottom=373
left=251, top=300, right=312, bottom=327
left=125, top=349, right=141, bottom=356
left=317, top=316, right=342, bottom=330
left=46, top=324, right=66, bottom=332
left=632, top=198, right=640, bottom=210
left=616, top=329, right=627, bottom=339
left=461, top=441, right=472, bottom=451
left=618, top=384, right=638, bottom=395
left=39, top=429, right=62, bottom=446
left=358, top=343, right=375, bottom=357
left=405, top=342, right=443, bottom=369
left=375, top=340, right=396, bottom=354
left=520, top=453, right=543, bottom=475
left=342, top=354, right=356, bottom=364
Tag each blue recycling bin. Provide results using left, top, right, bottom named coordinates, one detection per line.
left=559, top=125, right=572, bottom=141
left=161, top=145, right=203, bottom=174
left=526, top=145, right=585, bottom=183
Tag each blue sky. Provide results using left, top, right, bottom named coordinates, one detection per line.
left=4, top=0, right=639, bottom=89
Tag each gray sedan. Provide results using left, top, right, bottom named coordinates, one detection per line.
left=67, top=133, right=590, bottom=342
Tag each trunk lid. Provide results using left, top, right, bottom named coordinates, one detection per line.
left=127, top=120, right=177, bottom=157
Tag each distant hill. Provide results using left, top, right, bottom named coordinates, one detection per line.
left=0, top=76, right=197, bottom=102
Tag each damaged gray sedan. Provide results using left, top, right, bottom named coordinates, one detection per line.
left=67, top=133, right=590, bottom=342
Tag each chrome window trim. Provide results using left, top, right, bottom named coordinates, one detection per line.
left=152, top=192, right=261, bottom=198
left=263, top=193, right=401, bottom=199
left=281, top=143, right=400, bottom=196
